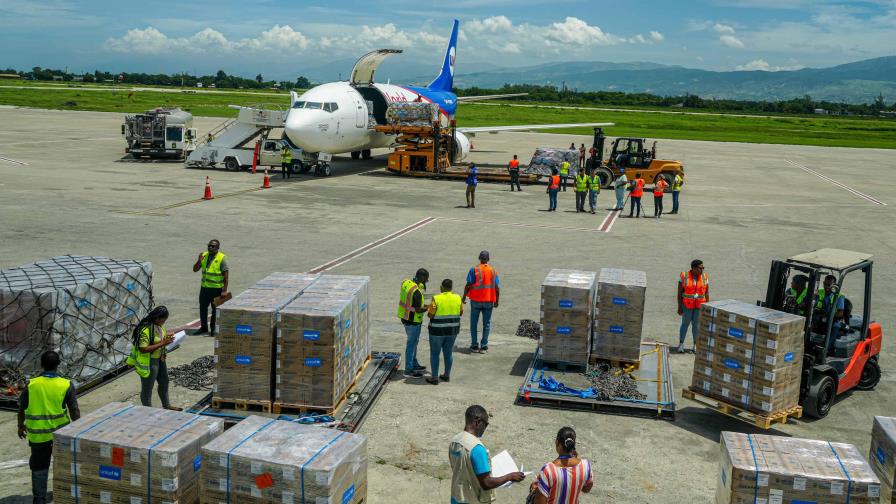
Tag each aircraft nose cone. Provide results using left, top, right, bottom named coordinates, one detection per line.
left=284, top=111, right=315, bottom=150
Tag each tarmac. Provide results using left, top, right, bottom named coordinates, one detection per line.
left=0, top=107, right=894, bottom=503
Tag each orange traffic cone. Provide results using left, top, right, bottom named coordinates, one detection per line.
left=202, top=176, right=214, bottom=200
left=261, top=168, right=271, bottom=189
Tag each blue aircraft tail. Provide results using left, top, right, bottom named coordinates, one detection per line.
left=428, top=19, right=459, bottom=92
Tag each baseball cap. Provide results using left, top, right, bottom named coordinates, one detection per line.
left=479, top=250, right=490, bottom=261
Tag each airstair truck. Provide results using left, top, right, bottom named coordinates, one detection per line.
left=186, top=105, right=318, bottom=172
left=122, top=107, right=196, bottom=159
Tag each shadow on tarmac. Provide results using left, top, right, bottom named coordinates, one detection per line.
left=510, top=351, right=535, bottom=377
left=0, top=494, right=47, bottom=504
left=672, top=406, right=793, bottom=442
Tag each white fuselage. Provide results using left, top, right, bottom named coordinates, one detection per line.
left=284, top=82, right=431, bottom=154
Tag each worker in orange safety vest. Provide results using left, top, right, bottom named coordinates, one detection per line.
left=677, top=259, right=709, bottom=353
left=462, top=251, right=500, bottom=354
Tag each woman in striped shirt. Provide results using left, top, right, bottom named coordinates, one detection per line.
left=529, top=427, right=593, bottom=504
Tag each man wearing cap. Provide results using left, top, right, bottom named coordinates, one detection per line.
left=613, top=168, right=628, bottom=211
left=398, top=268, right=430, bottom=378
left=462, top=251, right=500, bottom=353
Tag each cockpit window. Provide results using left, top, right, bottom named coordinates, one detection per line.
left=323, top=103, right=339, bottom=113
left=292, top=101, right=305, bottom=109
left=306, top=102, right=323, bottom=110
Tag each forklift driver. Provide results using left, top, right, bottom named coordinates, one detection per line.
left=783, top=275, right=810, bottom=316
left=813, top=274, right=847, bottom=336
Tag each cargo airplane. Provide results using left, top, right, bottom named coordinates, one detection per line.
left=284, top=19, right=612, bottom=161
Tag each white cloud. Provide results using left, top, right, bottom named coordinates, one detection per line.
left=713, top=23, right=736, bottom=35
left=650, top=30, right=664, bottom=41
left=720, top=34, right=745, bottom=48
left=239, top=25, right=309, bottom=51
left=629, top=34, right=647, bottom=44
left=496, top=42, right=521, bottom=54
left=545, top=17, right=622, bottom=46
left=735, top=58, right=805, bottom=71
left=104, top=25, right=311, bottom=54
left=465, top=16, right=513, bottom=34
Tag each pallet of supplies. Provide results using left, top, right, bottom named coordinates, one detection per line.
left=691, top=300, right=804, bottom=417
left=717, top=431, right=881, bottom=504
left=303, top=275, right=371, bottom=363
left=870, top=416, right=896, bottom=503
left=53, top=402, right=224, bottom=504
left=524, top=148, right=580, bottom=177
left=385, top=102, right=439, bottom=127
left=199, top=415, right=367, bottom=504
left=539, top=269, right=595, bottom=365
left=214, top=274, right=317, bottom=406
left=0, top=255, right=153, bottom=402
left=592, top=268, right=646, bottom=364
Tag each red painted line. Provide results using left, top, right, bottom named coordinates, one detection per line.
left=598, top=194, right=629, bottom=232
left=308, top=217, right=437, bottom=274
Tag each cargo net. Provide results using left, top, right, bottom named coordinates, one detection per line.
left=385, top=102, right=440, bottom=127
left=0, top=255, right=153, bottom=401
left=524, top=148, right=580, bottom=177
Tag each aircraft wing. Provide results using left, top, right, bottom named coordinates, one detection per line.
left=456, top=93, right=528, bottom=102
left=350, top=49, right=403, bottom=85
left=457, top=122, right=614, bottom=136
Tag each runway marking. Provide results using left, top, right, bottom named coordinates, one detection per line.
left=438, top=216, right=605, bottom=233
left=598, top=194, right=629, bottom=232
left=0, top=156, right=27, bottom=165
left=787, top=159, right=886, bottom=205
left=0, top=137, right=119, bottom=147
left=309, top=217, right=438, bottom=273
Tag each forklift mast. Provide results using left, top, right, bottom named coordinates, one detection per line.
left=591, top=127, right=606, bottom=166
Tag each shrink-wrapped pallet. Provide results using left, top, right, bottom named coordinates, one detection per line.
left=524, top=148, right=580, bottom=177
left=691, top=300, right=804, bottom=415
left=592, top=268, right=646, bottom=363
left=385, top=102, right=439, bottom=126
left=214, top=274, right=317, bottom=404
left=303, top=275, right=371, bottom=364
left=871, top=416, right=896, bottom=503
left=717, top=432, right=881, bottom=504
left=539, top=269, right=595, bottom=365
left=200, top=416, right=366, bottom=504
left=53, top=402, right=224, bottom=504
left=0, top=256, right=153, bottom=401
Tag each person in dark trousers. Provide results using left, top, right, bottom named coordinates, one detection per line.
left=462, top=251, right=499, bottom=353
left=653, top=176, right=668, bottom=218
left=628, top=172, right=645, bottom=218
left=670, top=173, right=683, bottom=214
left=399, top=268, right=430, bottom=378
left=508, top=154, right=522, bottom=192
left=574, top=169, right=588, bottom=213
left=466, top=163, right=478, bottom=208
left=427, top=278, right=463, bottom=385
left=18, top=350, right=80, bottom=504
left=547, top=168, right=560, bottom=211
left=280, top=145, right=292, bottom=179
left=127, top=306, right=181, bottom=410
left=192, top=239, right=229, bottom=335
left=579, top=144, right=586, bottom=170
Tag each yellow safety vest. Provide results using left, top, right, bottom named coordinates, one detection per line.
left=816, top=288, right=844, bottom=311
left=281, top=148, right=292, bottom=163
left=429, top=292, right=462, bottom=336
left=397, top=279, right=424, bottom=324
left=672, top=174, right=683, bottom=191
left=574, top=174, right=588, bottom=192
left=23, top=375, right=72, bottom=444
left=560, top=162, right=570, bottom=175
left=200, top=251, right=226, bottom=289
left=588, top=175, right=601, bottom=192
left=126, top=324, right=164, bottom=378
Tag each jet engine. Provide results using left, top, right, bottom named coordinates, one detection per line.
left=453, top=131, right=471, bottom=161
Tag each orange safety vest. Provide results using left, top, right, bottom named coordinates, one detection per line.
left=509, top=159, right=519, bottom=170
left=680, top=271, right=709, bottom=310
left=549, top=175, right=560, bottom=190
left=653, top=179, right=667, bottom=196
left=632, top=179, right=645, bottom=197
left=468, top=264, right=497, bottom=303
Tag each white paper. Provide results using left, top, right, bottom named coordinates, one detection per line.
left=490, top=450, right=531, bottom=488
left=166, top=330, right=187, bottom=351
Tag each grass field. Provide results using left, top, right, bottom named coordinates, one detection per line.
left=1, top=84, right=894, bottom=149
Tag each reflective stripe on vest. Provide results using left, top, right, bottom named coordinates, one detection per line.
left=468, top=265, right=497, bottom=303
left=815, top=289, right=844, bottom=310
left=397, top=279, right=424, bottom=324
left=24, top=375, right=71, bottom=443
left=681, top=271, right=708, bottom=310
left=126, top=324, right=163, bottom=377
left=281, top=149, right=292, bottom=163
left=672, top=174, right=683, bottom=191
left=430, top=292, right=462, bottom=336
left=201, top=252, right=226, bottom=289
left=588, top=175, right=600, bottom=192
left=575, top=175, right=588, bottom=192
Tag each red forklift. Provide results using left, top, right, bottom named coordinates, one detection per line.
left=762, top=249, right=882, bottom=418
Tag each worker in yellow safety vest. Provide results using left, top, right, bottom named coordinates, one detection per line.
left=670, top=173, right=684, bottom=214
left=399, top=268, right=430, bottom=379
left=574, top=170, right=588, bottom=213
left=449, top=405, right=524, bottom=504
left=281, top=144, right=293, bottom=180
left=559, top=160, right=570, bottom=191
left=587, top=167, right=601, bottom=214
left=427, top=278, right=464, bottom=385
left=127, top=305, right=180, bottom=410
left=192, top=239, right=229, bottom=335
left=677, top=259, right=709, bottom=353
left=18, top=350, right=80, bottom=504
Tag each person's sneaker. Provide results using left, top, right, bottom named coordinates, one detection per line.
left=480, top=346, right=489, bottom=353
left=469, top=345, right=480, bottom=353
left=192, top=328, right=208, bottom=336
left=425, top=377, right=439, bottom=385
left=676, top=345, right=684, bottom=354
left=688, top=347, right=697, bottom=354
left=413, top=364, right=427, bottom=372
left=403, top=370, right=424, bottom=378
left=439, top=374, right=450, bottom=382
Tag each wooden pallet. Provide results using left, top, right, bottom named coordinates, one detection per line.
left=273, top=356, right=372, bottom=415
left=588, top=356, right=641, bottom=372
left=212, top=397, right=273, bottom=413
left=682, top=388, right=803, bottom=429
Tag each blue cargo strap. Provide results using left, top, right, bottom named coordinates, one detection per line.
left=147, top=415, right=203, bottom=503
left=301, top=432, right=346, bottom=503
left=225, top=419, right=278, bottom=504
left=828, top=442, right=853, bottom=504
left=71, top=405, right=135, bottom=504
left=536, top=370, right=598, bottom=399
left=747, top=434, right=760, bottom=504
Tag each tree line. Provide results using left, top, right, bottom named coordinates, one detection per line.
left=4, top=67, right=312, bottom=91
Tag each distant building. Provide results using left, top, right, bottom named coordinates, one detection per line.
left=73, top=76, right=84, bottom=82
left=0, top=73, right=21, bottom=80
left=814, top=108, right=829, bottom=115
left=880, top=111, right=896, bottom=118
left=196, top=83, right=203, bottom=88
left=52, top=76, right=63, bottom=81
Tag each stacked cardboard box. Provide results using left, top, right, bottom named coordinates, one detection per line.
left=592, top=268, right=646, bottom=363
left=717, top=432, right=881, bottom=504
left=540, top=269, right=595, bottom=365
left=691, top=300, right=805, bottom=415
left=277, top=276, right=370, bottom=409
left=870, top=416, right=896, bottom=503
left=200, top=415, right=367, bottom=504
left=214, top=273, right=317, bottom=404
left=54, top=402, right=224, bottom=504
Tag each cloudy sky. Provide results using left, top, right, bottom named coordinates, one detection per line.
left=1, top=0, right=895, bottom=79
